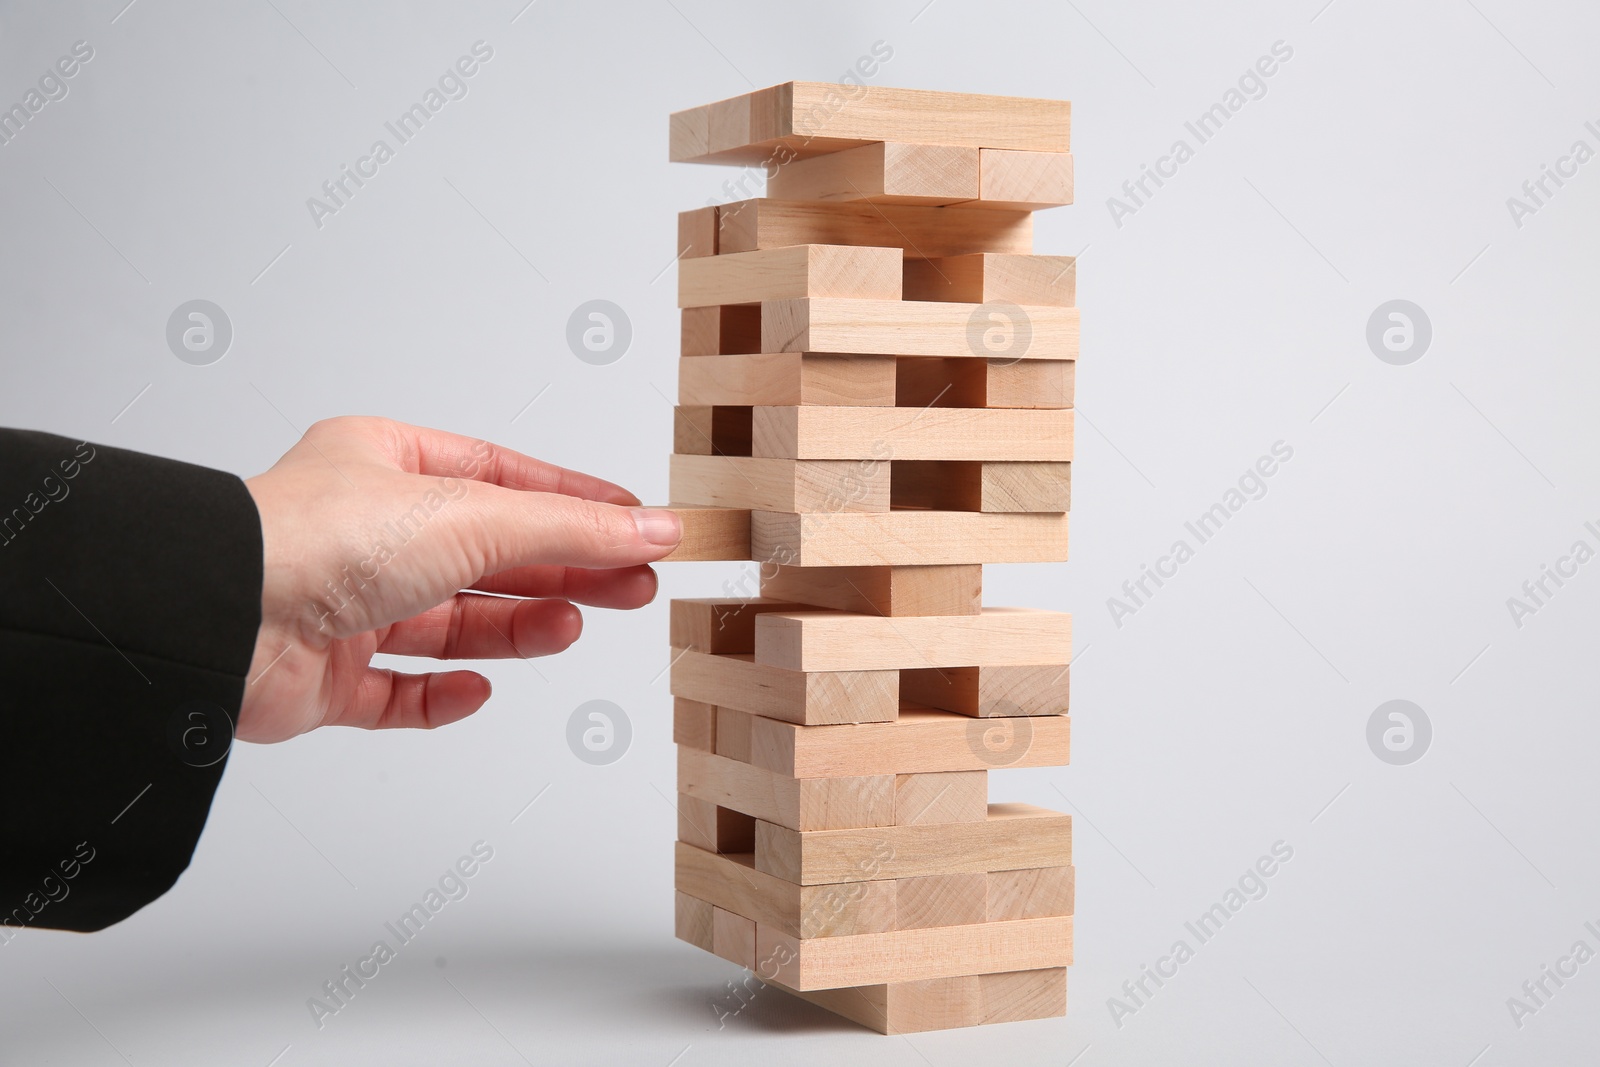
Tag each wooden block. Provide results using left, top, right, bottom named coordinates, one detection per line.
left=979, top=968, right=1068, bottom=1025
left=669, top=83, right=1072, bottom=164
left=679, top=353, right=896, bottom=407
left=987, top=866, right=1075, bottom=921
left=744, top=707, right=1070, bottom=778
left=902, top=253, right=1074, bottom=306
left=755, top=607, right=1070, bottom=672
left=674, top=890, right=714, bottom=952
left=673, top=697, right=717, bottom=751
left=772, top=967, right=1066, bottom=1034
left=682, top=304, right=762, bottom=356
left=670, top=648, right=898, bottom=725
left=715, top=707, right=751, bottom=761
left=679, top=747, right=895, bottom=832
left=718, top=199, right=1032, bottom=259
left=752, top=406, right=1072, bottom=462
left=756, top=915, right=1072, bottom=989
left=894, top=771, right=987, bottom=824
left=760, top=564, right=981, bottom=617
left=895, top=872, right=988, bottom=930
left=670, top=454, right=889, bottom=513
left=895, top=357, right=1075, bottom=410
left=756, top=803, right=1071, bottom=886
left=765, top=142, right=980, bottom=205
left=973, top=149, right=1074, bottom=209
left=678, top=792, right=756, bottom=853
left=670, top=598, right=810, bottom=656
left=892, top=461, right=1071, bottom=512
left=675, top=843, right=897, bottom=939
left=765, top=298, right=1077, bottom=360
left=674, top=406, right=716, bottom=455
left=900, top=664, right=1069, bottom=716
left=659, top=507, right=751, bottom=562
left=752, top=510, right=1068, bottom=566
left=678, top=206, right=718, bottom=259
left=672, top=406, right=752, bottom=456
left=712, top=906, right=758, bottom=970
left=680, top=244, right=902, bottom=308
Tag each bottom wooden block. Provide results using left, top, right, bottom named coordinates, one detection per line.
left=771, top=967, right=1067, bottom=1034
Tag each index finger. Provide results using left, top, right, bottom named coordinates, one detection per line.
left=374, top=418, right=640, bottom=505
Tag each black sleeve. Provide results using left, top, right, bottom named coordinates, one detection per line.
left=0, top=430, right=262, bottom=933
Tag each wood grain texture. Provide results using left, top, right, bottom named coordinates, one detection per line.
left=740, top=707, right=1070, bottom=778
left=755, top=802, right=1072, bottom=885
left=756, top=915, right=1072, bottom=989
left=712, top=906, right=758, bottom=970
left=765, top=142, right=980, bottom=205
left=678, top=746, right=896, bottom=831
left=679, top=353, right=896, bottom=407
left=891, top=460, right=1071, bottom=512
left=754, top=607, right=1071, bottom=672
left=678, top=206, right=718, bottom=259
left=675, top=844, right=897, bottom=939
left=900, top=664, right=1070, bottom=716
left=679, top=244, right=902, bottom=308
left=717, top=199, right=1032, bottom=259
left=678, top=792, right=755, bottom=854
left=895, top=872, right=988, bottom=930
left=752, top=406, right=1073, bottom=462
left=764, top=298, right=1078, bottom=360
left=674, top=890, right=714, bottom=952
left=895, top=357, right=1075, bottom=410
left=681, top=304, right=762, bottom=356
left=669, top=647, right=898, bottom=725
left=673, top=697, right=717, bottom=751
left=659, top=506, right=751, bottom=562
left=895, top=770, right=987, bottom=824
left=760, top=564, right=981, bottom=617
left=670, top=597, right=811, bottom=656
left=902, top=253, right=1075, bottom=306
left=671, top=453, right=890, bottom=513
left=771, top=967, right=1067, bottom=1034
left=973, top=149, right=1074, bottom=210
left=987, top=866, right=1075, bottom=921
left=751, top=510, right=1068, bottom=566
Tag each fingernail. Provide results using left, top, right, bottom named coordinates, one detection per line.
left=631, top=508, right=682, bottom=546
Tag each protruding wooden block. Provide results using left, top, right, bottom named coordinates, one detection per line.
left=680, top=353, right=897, bottom=408
left=742, top=707, right=1069, bottom=778
left=985, top=360, right=1076, bottom=409
left=718, top=199, right=1032, bottom=259
left=766, top=142, right=980, bottom=205
left=895, top=873, right=988, bottom=930
left=659, top=507, right=751, bottom=562
left=670, top=598, right=810, bottom=656
left=755, top=607, right=1071, bottom=672
left=679, top=747, right=895, bottom=832
left=900, top=664, right=1069, bottom=716
left=712, top=906, right=758, bottom=970
left=678, top=792, right=756, bottom=853
left=764, top=298, right=1078, bottom=360
left=892, top=461, right=1071, bottom=512
left=987, top=866, right=1075, bottom=921
left=902, top=253, right=1074, bottom=306
left=670, top=454, right=890, bottom=513
left=675, top=843, right=897, bottom=939
left=682, top=304, right=762, bottom=356
left=973, top=149, right=1074, bottom=210
left=670, top=648, right=898, bottom=725
left=673, top=697, right=717, bottom=751
left=714, top=707, right=751, bottom=761
left=680, top=244, right=902, bottom=307
left=669, top=82, right=1072, bottom=165
left=760, top=564, right=981, bottom=617
left=678, top=206, right=719, bottom=259
left=752, top=510, right=1068, bottom=566
left=894, top=770, right=987, bottom=824
left=895, top=357, right=1075, bottom=410
left=772, top=967, right=1067, bottom=1034
left=751, top=406, right=1072, bottom=463
left=674, top=890, right=714, bottom=951
left=755, top=915, right=1072, bottom=989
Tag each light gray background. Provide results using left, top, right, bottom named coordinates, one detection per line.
left=2, top=0, right=1596, bottom=1063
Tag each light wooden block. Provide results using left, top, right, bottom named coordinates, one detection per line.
left=680, top=244, right=902, bottom=308
left=670, top=648, right=898, bottom=725
left=678, top=206, right=718, bottom=259
left=674, top=406, right=716, bottom=455
left=717, top=199, right=1032, bottom=259
left=755, top=607, right=1071, bottom=672
left=669, top=82, right=1071, bottom=164
left=670, top=598, right=811, bottom=656
left=900, top=664, right=1069, bottom=716
left=679, top=747, right=895, bottom=832
left=751, top=406, right=1072, bottom=463
left=764, top=298, right=1077, bottom=360
left=894, top=770, right=987, bottom=824
left=895, top=872, right=988, bottom=930
left=974, top=149, right=1074, bottom=209
left=675, top=843, right=897, bottom=939
left=682, top=304, right=762, bottom=356
left=895, top=357, right=1075, bottom=410
left=715, top=707, right=751, bottom=761
left=902, top=253, right=1074, bottom=306
left=675, top=890, right=715, bottom=952
left=678, top=792, right=756, bottom=853
left=756, top=915, right=1072, bottom=989
left=670, top=454, right=890, bottom=513
left=773, top=967, right=1066, bottom=1034
left=987, top=866, right=1075, bottom=921
left=756, top=803, right=1071, bottom=886
left=673, top=697, right=717, bottom=751
left=892, top=461, right=1071, bottom=512
left=659, top=507, right=751, bottom=562
left=712, top=906, right=758, bottom=970
left=760, top=564, right=981, bottom=617
left=765, top=142, right=980, bottom=205
left=679, top=353, right=896, bottom=407
left=743, top=707, right=1070, bottom=778
left=752, top=510, right=1068, bottom=566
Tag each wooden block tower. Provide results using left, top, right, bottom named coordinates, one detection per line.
left=660, top=82, right=1075, bottom=1035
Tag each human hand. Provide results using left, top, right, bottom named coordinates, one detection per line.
left=238, top=417, right=680, bottom=743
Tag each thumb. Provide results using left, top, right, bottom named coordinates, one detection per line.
left=462, top=487, right=682, bottom=572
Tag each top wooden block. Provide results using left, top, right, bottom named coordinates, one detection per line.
left=670, top=82, right=1071, bottom=165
